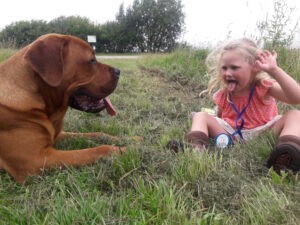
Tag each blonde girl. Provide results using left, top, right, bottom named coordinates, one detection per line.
left=185, top=38, right=300, bottom=173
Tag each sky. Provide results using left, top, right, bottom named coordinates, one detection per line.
left=1, top=0, right=300, bottom=47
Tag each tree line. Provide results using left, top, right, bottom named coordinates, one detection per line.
left=0, top=0, right=184, bottom=53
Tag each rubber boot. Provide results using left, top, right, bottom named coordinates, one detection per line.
left=266, top=135, right=300, bottom=173
left=185, top=131, right=209, bottom=150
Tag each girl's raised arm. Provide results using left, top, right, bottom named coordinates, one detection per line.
left=256, top=50, right=300, bottom=104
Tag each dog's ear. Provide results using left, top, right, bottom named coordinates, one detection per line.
left=24, top=35, right=68, bottom=87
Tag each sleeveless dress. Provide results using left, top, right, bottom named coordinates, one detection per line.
left=212, top=79, right=281, bottom=140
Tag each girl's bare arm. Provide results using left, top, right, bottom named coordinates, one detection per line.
left=256, top=50, right=300, bottom=104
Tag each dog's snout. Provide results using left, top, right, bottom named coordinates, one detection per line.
left=113, top=68, right=121, bottom=77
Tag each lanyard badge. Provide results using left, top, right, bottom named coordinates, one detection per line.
left=214, top=133, right=232, bottom=148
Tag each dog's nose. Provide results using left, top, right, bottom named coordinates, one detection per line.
left=113, top=68, right=121, bottom=77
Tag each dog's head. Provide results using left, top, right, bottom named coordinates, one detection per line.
left=24, top=33, right=119, bottom=115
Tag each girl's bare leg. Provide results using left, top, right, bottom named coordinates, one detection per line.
left=267, top=110, right=300, bottom=173
left=190, top=112, right=228, bottom=137
left=272, top=110, right=300, bottom=137
left=187, top=112, right=229, bottom=149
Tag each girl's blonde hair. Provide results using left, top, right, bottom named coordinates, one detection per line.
left=202, top=38, right=271, bottom=96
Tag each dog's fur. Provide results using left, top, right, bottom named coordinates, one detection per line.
left=0, top=34, right=124, bottom=183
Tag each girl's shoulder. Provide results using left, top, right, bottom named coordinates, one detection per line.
left=259, top=78, right=277, bottom=88
left=256, top=78, right=277, bottom=94
left=213, top=88, right=227, bottom=106
left=213, top=88, right=226, bottom=98
left=256, top=79, right=277, bottom=103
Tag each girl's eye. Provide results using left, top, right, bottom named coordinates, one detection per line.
left=221, top=65, right=239, bottom=71
left=230, top=65, right=239, bottom=70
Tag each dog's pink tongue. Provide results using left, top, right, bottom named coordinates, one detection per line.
left=104, top=97, right=117, bottom=116
left=227, top=82, right=237, bottom=92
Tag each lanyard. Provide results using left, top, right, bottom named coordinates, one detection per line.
left=229, top=85, right=255, bottom=139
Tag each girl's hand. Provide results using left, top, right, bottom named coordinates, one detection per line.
left=255, top=50, right=278, bottom=74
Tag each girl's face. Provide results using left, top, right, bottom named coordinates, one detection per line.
left=220, top=49, right=257, bottom=96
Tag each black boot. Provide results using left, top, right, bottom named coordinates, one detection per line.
left=266, top=135, right=300, bottom=173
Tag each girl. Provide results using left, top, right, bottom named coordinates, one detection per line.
left=186, top=38, right=300, bottom=173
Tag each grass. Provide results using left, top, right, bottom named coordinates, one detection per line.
left=0, top=48, right=17, bottom=62
left=0, top=48, right=300, bottom=224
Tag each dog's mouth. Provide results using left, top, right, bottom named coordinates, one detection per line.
left=69, top=90, right=116, bottom=115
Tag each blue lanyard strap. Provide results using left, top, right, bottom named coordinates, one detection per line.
left=229, top=85, right=255, bottom=139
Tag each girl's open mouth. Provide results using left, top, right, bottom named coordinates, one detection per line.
left=227, top=80, right=238, bottom=92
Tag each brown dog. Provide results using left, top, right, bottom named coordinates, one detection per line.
left=0, top=33, right=124, bottom=183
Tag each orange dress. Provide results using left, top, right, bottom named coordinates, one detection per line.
left=213, top=79, right=279, bottom=129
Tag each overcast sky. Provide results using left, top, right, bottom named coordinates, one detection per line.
left=1, top=0, right=299, bottom=47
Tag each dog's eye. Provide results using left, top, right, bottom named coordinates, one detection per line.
left=90, top=58, right=97, bottom=64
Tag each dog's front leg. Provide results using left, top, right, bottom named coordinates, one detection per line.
left=10, top=145, right=126, bottom=183
left=57, top=131, right=120, bottom=142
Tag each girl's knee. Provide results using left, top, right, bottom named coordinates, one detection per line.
left=283, top=109, right=300, bottom=119
left=191, top=112, right=215, bottom=133
left=191, top=111, right=223, bottom=135
left=192, top=111, right=211, bottom=119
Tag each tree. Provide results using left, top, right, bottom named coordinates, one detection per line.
left=256, top=0, right=300, bottom=77
left=48, top=16, right=98, bottom=41
left=0, top=20, right=49, bottom=48
left=256, top=0, right=299, bottom=49
left=0, top=1, right=185, bottom=53
left=116, top=0, right=184, bottom=52
left=0, top=16, right=99, bottom=49
left=97, top=21, right=125, bottom=52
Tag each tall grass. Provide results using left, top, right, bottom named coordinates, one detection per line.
left=0, top=48, right=300, bottom=224
left=0, top=48, right=17, bottom=62
left=140, top=48, right=209, bottom=89
left=276, top=47, right=300, bottom=81
left=0, top=41, right=17, bottom=62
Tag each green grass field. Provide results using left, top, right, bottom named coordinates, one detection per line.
left=0, top=49, right=299, bottom=224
